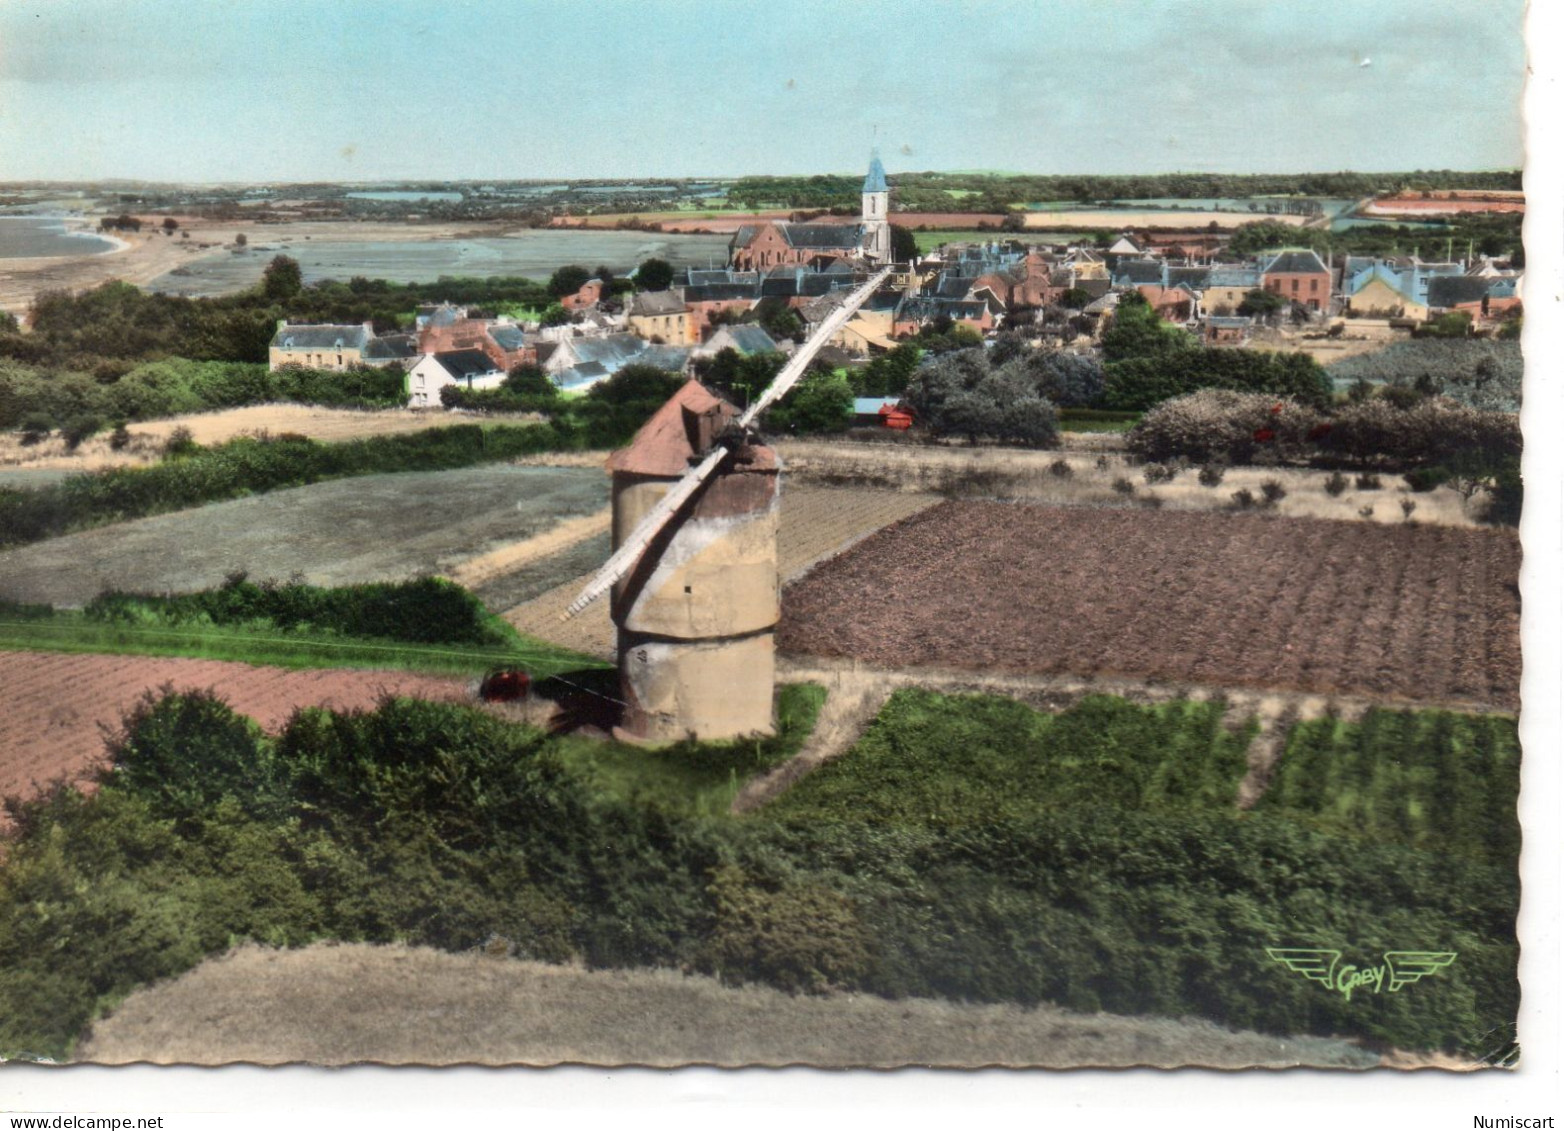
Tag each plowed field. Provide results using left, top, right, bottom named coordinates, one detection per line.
left=0, top=651, right=466, bottom=820
left=779, top=502, right=1521, bottom=710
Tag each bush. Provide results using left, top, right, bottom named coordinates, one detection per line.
left=60, top=414, right=103, bottom=451
left=1231, top=488, right=1256, bottom=509
left=1323, top=471, right=1349, bottom=497
left=1049, top=458, right=1073, bottom=479
left=162, top=425, right=199, bottom=459
left=1105, top=347, right=1331, bottom=412
left=1260, top=479, right=1287, bottom=505
left=1355, top=473, right=1382, bottom=490
left=18, top=411, right=54, bottom=444
left=702, top=866, right=871, bottom=994
left=108, top=421, right=131, bottom=450
left=1198, top=463, right=1226, bottom=487
left=1404, top=467, right=1450, bottom=493
left=86, top=575, right=506, bottom=647
left=1112, top=476, right=1136, bottom=496
left=1142, top=462, right=1175, bottom=485
left=109, top=689, right=286, bottom=822
left=1127, top=390, right=1319, bottom=465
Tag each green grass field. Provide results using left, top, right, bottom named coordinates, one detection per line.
left=550, top=683, right=826, bottom=818
left=765, top=689, right=1253, bottom=826
left=0, top=609, right=602, bottom=679
left=1254, top=708, right=1520, bottom=867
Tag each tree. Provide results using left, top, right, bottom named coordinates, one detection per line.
left=1236, top=288, right=1284, bottom=317
left=1100, top=291, right=1196, bottom=362
left=1058, top=287, right=1093, bottom=309
left=890, top=223, right=919, bottom=263
left=161, top=218, right=179, bottom=234
left=234, top=233, right=247, bottom=247
left=261, top=255, right=303, bottom=300
left=504, top=364, right=555, bottom=396
left=635, top=257, right=675, bottom=292
left=587, top=363, right=684, bottom=407
left=547, top=265, right=592, bottom=299
left=753, top=298, right=804, bottom=343
left=852, top=343, right=922, bottom=397
left=765, top=368, right=852, bottom=435
left=540, top=303, right=572, bottom=327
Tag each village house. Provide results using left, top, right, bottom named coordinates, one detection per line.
left=691, top=324, right=782, bottom=359
left=626, top=290, right=694, bottom=344
left=268, top=321, right=376, bottom=371
left=1259, top=249, right=1332, bottom=313
left=418, top=313, right=536, bottom=371
left=1202, top=266, right=1262, bottom=314
left=407, top=348, right=505, bottom=407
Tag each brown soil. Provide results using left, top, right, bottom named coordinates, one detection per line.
left=777, top=501, right=1521, bottom=711
left=0, top=651, right=467, bottom=822
left=74, top=942, right=1381, bottom=1069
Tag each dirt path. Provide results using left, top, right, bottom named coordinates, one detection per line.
left=75, top=942, right=1383, bottom=1069
left=0, top=651, right=468, bottom=823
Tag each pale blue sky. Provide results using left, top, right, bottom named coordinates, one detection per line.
left=0, top=0, right=1526, bottom=182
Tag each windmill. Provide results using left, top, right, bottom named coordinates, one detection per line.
left=564, top=267, right=892, bottom=742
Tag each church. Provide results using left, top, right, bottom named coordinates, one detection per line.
left=727, top=152, right=892, bottom=271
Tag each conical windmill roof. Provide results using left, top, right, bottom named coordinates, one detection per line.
left=607, top=379, right=777, bottom=478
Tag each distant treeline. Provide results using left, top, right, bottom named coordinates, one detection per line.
left=728, top=169, right=1523, bottom=212
left=1, top=272, right=556, bottom=370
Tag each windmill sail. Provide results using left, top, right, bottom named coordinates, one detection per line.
left=563, top=266, right=892, bottom=619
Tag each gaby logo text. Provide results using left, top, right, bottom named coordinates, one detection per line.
left=1266, top=948, right=1458, bottom=1003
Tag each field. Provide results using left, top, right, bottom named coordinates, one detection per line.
left=778, top=501, right=1521, bottom=710
left=0, top=465, right=607, bottom=607
left=74, top=942, right=1379, bottom=1068
left=0, top=405, right=529, bottom=473
left=773, top=439, right=1483, bottom=527
left=766, top=689, right=1254, bottom=826
left=1255, top=708, right=1521, bottom=866
left=500, top=484, right=942, bottom=659
left=0, top=650, right=466, bottom=822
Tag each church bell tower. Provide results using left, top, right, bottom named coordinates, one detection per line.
left=861, top=150, right=891, bottom=265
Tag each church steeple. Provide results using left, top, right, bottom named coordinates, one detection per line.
left=861, top=149, right=891, bottom=264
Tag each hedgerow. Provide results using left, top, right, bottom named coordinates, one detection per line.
left=0, top=358, right=406, bottom=430
left=84, top=575, right=508, bottom=648
left=0, top=422, right=574, bottom=550
left=0, top=688, right=1519, bottom=1061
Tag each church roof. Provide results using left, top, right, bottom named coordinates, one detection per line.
left=863, top=151, right=889, bottom=194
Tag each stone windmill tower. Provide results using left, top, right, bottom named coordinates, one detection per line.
left=603, top=380, right=781, bottom=741
left=564, top=268, right=892, bottom=743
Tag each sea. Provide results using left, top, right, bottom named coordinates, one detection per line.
left=0, top=215, right=120, bottom=258
left=147, top=229, right=734, bottom=297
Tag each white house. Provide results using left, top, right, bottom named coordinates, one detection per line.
left=407, top=348, right=505, bottom=408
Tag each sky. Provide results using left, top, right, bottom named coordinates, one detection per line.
left=0, top=0, right=1529, bottom=183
